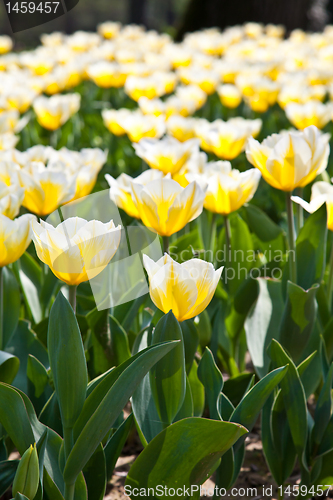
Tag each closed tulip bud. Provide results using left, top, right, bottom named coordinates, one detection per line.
left=33, top=93, right=80, bottom=131
left=285, top=100, right=333, bottom=130
left=187, top=162, right=261, bottom=215
left=133, top=136, right=200, bottom=175
left=0, top=180, right=24, bottom=219
left=131, top=177, right=205, bottom=236
left=17, top=162, right=77, bottom=216
left=0, top=213, right=36, bottom=267
left=105, top=169, right=164, bottom=219
left=31, top=217, right=121, bottom=286
left=143, top=254, right=223, bottom=322
left=12, top=444, right=39, bottom=500
left=246, top=125, right=330, bottom=191
left=292, top=181, right=333, bottom=231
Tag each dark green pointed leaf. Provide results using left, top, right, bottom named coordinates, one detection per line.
left=109, top=315, right=131, bottom=365
left=230, top=366, right=288, bottom=451
left=279, top=281, right=319, bottom=364
left=181, top=320, right=199, bottom=375
left=125, top=418, right=247, bottom=500
left=131, top=329, right=164, bottom=444
left=197, top=347, right=223, bottom=420
left=270, top=340, right=308, bottom=469
left=27, top=355, right=49, bottom=399
left=296, top=204, right=327, bottom=290
left=150, top=312, right=186, bottom=426
left=312, top=363, right=333, bottom=450
left=104, top=414, right=134, bottom=482
left=188, top=361, right=205, bottom=417
left=83, top=444, right=106, bottom=500
left=48, top=292, right=88, bottom=429
left=244, top=203, right=282, bottom=242
left=6, top=320, right=48, bottom=393
left=0, top=459, right=19, bottom=496
left=0, top=351, right=19, bottom=384
left=64, top=340, right=178, bottom=485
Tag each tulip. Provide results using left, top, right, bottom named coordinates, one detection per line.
left=291, top=181, right=333, bottom=231
left=133, top=136, right=200, bottom=175
left=120, top=112, right=165, bottom=142
left=97, top=21, right=121, bottom=39
left=292, top=180, right=333, bottom=306
left=0, top=180, right=25, bottom=219
left=138, top=97, right=166, bottom=117
left=124, top=75, right=167, bottom=101
left=178, top=68, right=220, bottom=95
left=187, top=162, right=261, bottom=215
left=217, top=84, right=242, bottom=109
left=0, top=132, right=19, bottom=151
left=105, top=169, right=164, bottom=219
left=5, top=87, right=37, bottom=113
left=33, top=93, right=81, bottom=131
left=17, top=162, right=77, bottom=216
left=175, top=85, right=207, bottom=110
left=195, top=118, right=261, bottom=160
left=87, top=62, right=127, bottom=88
left=131, top=177, right=205, bottom=237
left=166, top=116, right=197, bottom=142
left=285, top=100, right=333, bottom=130
left=0, top=213, right=35, bottom=268
left=102, top=108, right=131, bottom=136
left=0, top=36, right=13, bottom=55
left=143, top=253, right=222, bottom=322
left=246, top=125, right=330, bottom=192
left=31, top=217, right=121, bottom=286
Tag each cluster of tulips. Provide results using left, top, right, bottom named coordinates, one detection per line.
left=2, top=19, right=333, bottom=500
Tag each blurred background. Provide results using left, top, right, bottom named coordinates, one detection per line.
left=1, top=0, right=333, bottom=46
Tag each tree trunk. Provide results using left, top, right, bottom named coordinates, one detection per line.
left=176, top=0, right=315, bottom=40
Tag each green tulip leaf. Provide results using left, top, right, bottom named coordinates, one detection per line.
left=104, top=414, right=134, bottom=482
left=270, top=340, right=308, bottom=470
left=279, top=281, right=319, bottom=364
left=48, top=292, right=88, bottom=429
left=150, top=312, right=186, bottom=426
left=197, top=347, right=223, bottom=420
left=64, top=339, right=179, bottom=485
left=244, top=203, right=282, bottom=242
left=125, top=418, right=247, bottom=500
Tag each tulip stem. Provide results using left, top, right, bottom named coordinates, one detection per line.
left=295, top=187, right=304, bottom=235
left=163, top=236, right=169, bottom=254
left=68, top=285, right=77, bottom=313
left=0, top=267, right=3, bottom=351
left=210, top=213, right=217, bottom=263
left=286, top=192, right=297, bottom=283
left=327, top=241, right=333, bottom=311
left=64, top=482, right=75, bottom=500
left=224, top=215, right=231, bottom=265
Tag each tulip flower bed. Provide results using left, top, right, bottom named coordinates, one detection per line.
left=2, top=20, right=333, bottom=500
